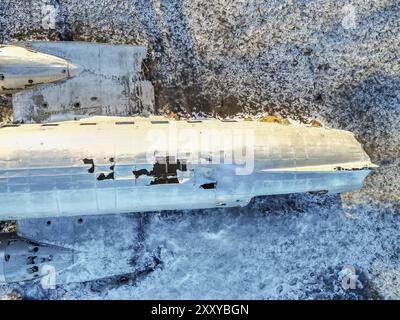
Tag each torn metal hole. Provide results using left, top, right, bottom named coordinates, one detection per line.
left=200, top=182, right=216, bottom=189
left=4, top=254, right=10, bottom=262
left=0, top=74, right=4, bottom=80
left=97, top=172, right=114, bottom=181
left=42, top=103, right=48, bottom=108
left=27, top=256, right=38, bottom=265
left=74, top=102, right=81, bottom=108
left=132, top=169, right=148, bottom=179
left=40, top=256, right=52, bottom=263
left=133, top=156, right=188, bottom=185
left=28, top=79, right=33, bottom=84
left=78, top=218, right=83, bottom=224
left=150, top=177, right=179, bottom=185
left=27, top=266, right=39, bottom=274
left=82, top=158, right=95, bottom=173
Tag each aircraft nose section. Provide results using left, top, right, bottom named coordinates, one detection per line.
left=0, top=233, right=75, bottom=284
left=67, top=62, right=83, bottom=78
left=0, top=45, right=81, bottom=94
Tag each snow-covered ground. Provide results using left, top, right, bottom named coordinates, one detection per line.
left=0, top=0, right=399, bottom=299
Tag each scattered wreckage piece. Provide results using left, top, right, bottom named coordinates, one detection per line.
left=0, top=232, right=74, bottom=283
left=0, top=42, right=154, bottom=123
left=0, top=213, right=148, bottom=284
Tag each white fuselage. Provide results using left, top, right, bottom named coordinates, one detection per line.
left=0, top=116, right=375, bottom=219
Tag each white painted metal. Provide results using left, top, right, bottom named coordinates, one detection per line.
left=0, top=44, right=79, bottom=94
left=0, top=117, right=375, bottom=219
left=0, top=42, right=152, bottom=122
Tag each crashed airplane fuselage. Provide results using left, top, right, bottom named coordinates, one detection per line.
left=0, top=116, right=376, bottom=220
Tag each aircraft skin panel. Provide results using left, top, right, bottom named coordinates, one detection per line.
left=12, top=214, right=141, bottom=284
left=0, top=117, right=375, bottom=219
left=0, top=44, right=76, bottom=94
left=0, top=117, right=372, bottom=168
left=1, top=42, right=152, bottom=122
left=17, top=41, right=146, bottom=77
left=0, top=169, right=371, bottom=219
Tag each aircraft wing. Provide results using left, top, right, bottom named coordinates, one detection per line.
left=10, top=42, right=154, bottom=123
